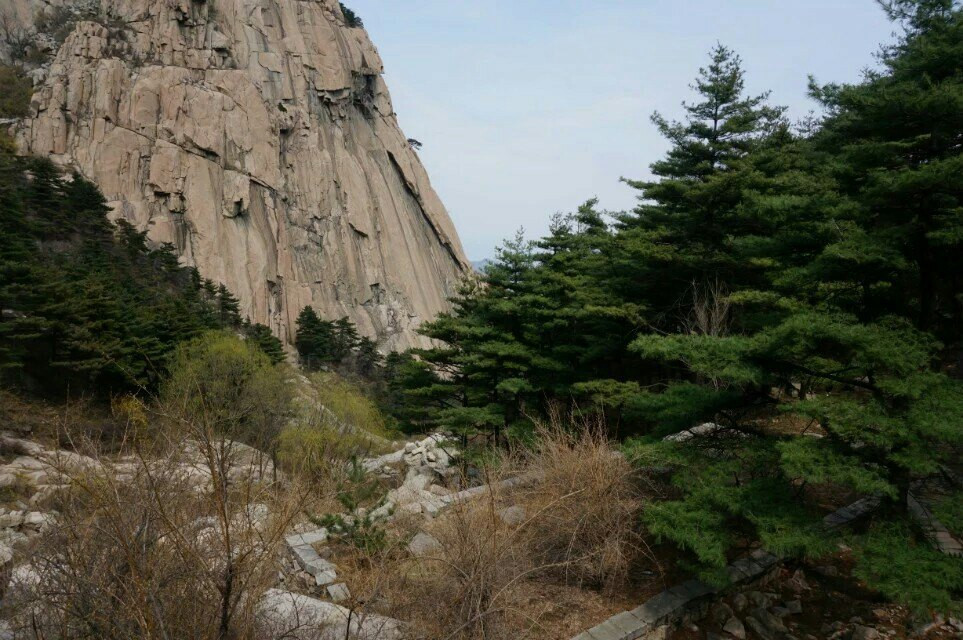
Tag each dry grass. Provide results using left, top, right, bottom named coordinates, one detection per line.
left=0, top=334, right=324, bottom=639
left=333, top=474, right=533, bottom=640
left=511, top=412, right=650, bottom=592
left=2, top=420, right=309, bottom=640
left=334, top=413, right=654, bottom=640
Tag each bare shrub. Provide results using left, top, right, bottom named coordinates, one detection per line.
left=341, top=420, right=650, bottom=640
left=415, top=486, right=531, bottom=638
left=344, top=473, right=531, bottom=640
left=1, top=332, right=316, bottom=639
left=686, top=278, right=731, bottom=338
left=4, top=426, right=307, bottom=639
left=510, top=412, right=649, bottom=592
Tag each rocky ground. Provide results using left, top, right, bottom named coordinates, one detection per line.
left=1, top=413, right=958, bottom=640
left=672, top=565, right=962, bottom=640
left=277, top=433, right=461, bottom=605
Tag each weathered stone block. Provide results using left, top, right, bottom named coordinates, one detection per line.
left=629, top=590, right=688, bottom=626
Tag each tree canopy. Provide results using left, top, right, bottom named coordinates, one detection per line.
left=0, top=150, right=285, bottom=395
left=389, top=1, right=963, bottom=614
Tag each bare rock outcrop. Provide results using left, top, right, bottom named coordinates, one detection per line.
left=6, top=0, right=469, bottom=350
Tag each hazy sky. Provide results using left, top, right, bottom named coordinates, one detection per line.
left=349, top=1, right=898, bottom=260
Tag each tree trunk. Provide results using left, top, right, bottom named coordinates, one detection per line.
left=917, top=216, right=935, bottom=332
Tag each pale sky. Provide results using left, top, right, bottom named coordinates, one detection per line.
left=348, top=1, right=898, bottom=260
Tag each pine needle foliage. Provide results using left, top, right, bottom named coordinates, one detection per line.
left=389, top=0, right=963, bottom=614
left=0, top=150, right=278, bottom=395
left=339, top=3, right=363, bottom=28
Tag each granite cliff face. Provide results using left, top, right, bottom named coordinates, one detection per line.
left=5, top=0, right=469, bottom=350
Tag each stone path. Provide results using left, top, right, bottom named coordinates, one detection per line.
left=281, top=432, right=529, bottom=614
left=908, top=479, right=963, bottom=558
left=259, top=588, right=402, bottom=640
left=571, top=494, right=882, bottom=640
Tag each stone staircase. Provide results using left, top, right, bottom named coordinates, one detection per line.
left=571, top=494, right=883, bottom=640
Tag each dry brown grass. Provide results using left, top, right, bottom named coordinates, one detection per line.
left=333, top=414, right=654, bottom=640
left=511, top=412, right=650, bottom=592
left=2, top=420, right=309, bottom=640
left=333, top=474, right=533, bottom=640
left=0, top=333, right=322, bottom=640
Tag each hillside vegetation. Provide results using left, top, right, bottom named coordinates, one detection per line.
left=0, top=0, right=959, bottom=634
left=386, top=0, right=963, bottom=615
left=0, top=151, right=282, bottom=396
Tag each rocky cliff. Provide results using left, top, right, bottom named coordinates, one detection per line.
left=4, top=0, right=469, bottom=350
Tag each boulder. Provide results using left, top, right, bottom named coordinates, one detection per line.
left=407, top=532, right=442, bottom=557
left=746, top=607, right=787, bottom=640
left=402, top=472, right=432, bottom=492
left=497, top=505, right=527, bottom=526
left=786, top=569, right=810, bottom=593
left=723, top=616, right=746, bottom=640
left=0, top=512, right=24, bottom=529
left=399, top=502, right=423, bottom=515
left=748, top=591, right=773, bottom=608
left=710, top=602, right=734, bottom=626
left=22, top=512, right=53, bottom=531
left=326, top=583, right=350, bottom=603
left=850, top=626, right=880, bottom=640
left=369, top=501, right=394, bottom=521
left=258, top=588, right=402, bottom=639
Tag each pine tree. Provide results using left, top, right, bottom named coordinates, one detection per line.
left=0, top=147, right=249, bottom=394
left=295, top=306, right=337, bottom=370
left=331, top=316, right=360, bottom=362
left=295, top=306, right=322, bottom=369
left=809, top=0, right=963, bottom=342
left=355, top=336, right=383, bottom=378
left=529, top=201, right=643, bottom=413
left=623, top=5, right=963, bottom=610
left=246, top=323, right=285, bottom=365
left=216, top=284, right=242, bottom=327
left=616, top=44, right=786, bottom=327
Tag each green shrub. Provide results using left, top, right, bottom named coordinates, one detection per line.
left=276, top=423, right=374, bottom=479
left=0, top=65, right=32, bottom=118
left=339, top=3, right=363, bottom=28
left=161, top=331, right=292, bottom=450
left=932, top=490, right=963, bottom=539
left=853, top=522, right=963, bottom=616
left=311, top=458, right=388, bottom=554
left=244, top=322, right=285, bottom=364
left=312, top=372, right=394, bottom=441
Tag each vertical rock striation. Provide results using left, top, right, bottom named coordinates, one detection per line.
left=8, top=0, right=469, bottom=350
